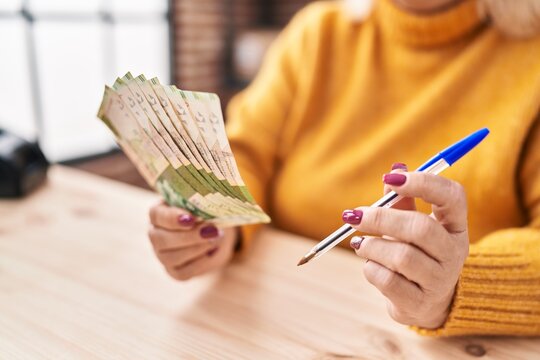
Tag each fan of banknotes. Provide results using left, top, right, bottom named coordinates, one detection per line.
left=97, top=72, right=270, bottom=227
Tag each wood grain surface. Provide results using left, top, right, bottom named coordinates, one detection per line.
left=0, top=166, right=538, bottom=359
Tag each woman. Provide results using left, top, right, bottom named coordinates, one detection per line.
left=148, top=0, right=540, bottom=336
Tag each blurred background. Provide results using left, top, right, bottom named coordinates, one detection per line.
left=0, top=0, right=313, bottom=189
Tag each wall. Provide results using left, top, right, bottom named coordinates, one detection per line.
left=171, top=0, right=315, bottom=97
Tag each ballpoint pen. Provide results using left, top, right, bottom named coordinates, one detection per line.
left=297, top=127, right=490, bottom=266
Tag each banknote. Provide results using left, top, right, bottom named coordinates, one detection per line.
left=133, top=74, right=261, bottom=217
left=97, top=73, right=270, bottom=227
left=114, top=75, right=239, bottom=218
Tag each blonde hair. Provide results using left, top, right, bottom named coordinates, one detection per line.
left=344, top=0, right=540, bottom=38
left=478, top=0, right=540, bottom=37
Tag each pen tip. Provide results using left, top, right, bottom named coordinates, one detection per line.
left=296, top=251, right=316, bottom=266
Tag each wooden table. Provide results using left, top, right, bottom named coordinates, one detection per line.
left=1, top=166, right=538, bottom=359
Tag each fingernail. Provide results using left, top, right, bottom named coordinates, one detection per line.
left=383, top=173, right=407, bottom=186
left=200, top=225, right=219, bottom=239
left=342, top=209, right=363, bottom=225
left=350, top=236, right=364, bottom=250
left=391, top=162, right=407, bottom=170
left=178, top=214, right=195, bottom=226
left=207, top=247, right=218, bottom=257
left=208, top=229, right=224, bottom=244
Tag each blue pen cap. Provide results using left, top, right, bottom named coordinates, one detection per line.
left=440, top=128, right=490, bottom=166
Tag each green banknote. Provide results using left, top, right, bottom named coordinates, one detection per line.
left=133, top=74, right=264, bottom=219
left=97, top=74, right=270, bottom=227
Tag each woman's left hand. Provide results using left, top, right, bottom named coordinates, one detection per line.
left=342, top=164, right=469, bottom=329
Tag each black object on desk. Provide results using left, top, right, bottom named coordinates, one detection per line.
left=0, top=129, right=49, bottom=198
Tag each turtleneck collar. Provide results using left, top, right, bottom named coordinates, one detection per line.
left=375, top=0, right=485, bottom=47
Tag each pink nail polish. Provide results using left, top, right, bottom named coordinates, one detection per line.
left=342, top=209, right=363, bottom=225
left=178, top=214, right=195, bottom=226
left=391, top=162, right=407, bottom=170
left=200, top=225, right=219, bottom=239
left=350, top=236, right=364, bottom=250
left=383, top=173, right=407, bottom=186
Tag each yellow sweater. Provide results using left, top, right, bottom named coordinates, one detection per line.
left=226, top=0, right=540, bottom=336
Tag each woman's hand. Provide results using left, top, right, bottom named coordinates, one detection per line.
left=343, top=164, right=469, bottom=329
left=148, top=202, right=238, bottom=281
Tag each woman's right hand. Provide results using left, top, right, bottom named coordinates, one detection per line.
left=148, top=202, right=238, bottom=281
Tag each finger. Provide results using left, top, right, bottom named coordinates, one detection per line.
left=384, top=163, right=407, bottom=195
left=343, top=207, right=448, bottom=261
left=163, top=230, right=236, bottom=281
left=385, top=299, right=417, bottom=326
left=384, top=163, right=416, bottom=211
left=363, top=260, right=423, bottom=314
left=167, top=243, right=231, bottom=281
left=382, top=172, right=467, bottom=234
left=156, top=242, right=218, bottom=270
left=148, top=224, right=222, bottom=250
left=352, top=235, right=441, bottom=287
left=164, top=252, right=208, bottom=281
left=149, top=203, right=197, bottom=230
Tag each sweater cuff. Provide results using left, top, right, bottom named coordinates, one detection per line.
left=412, top=248, right=540, bottom=336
